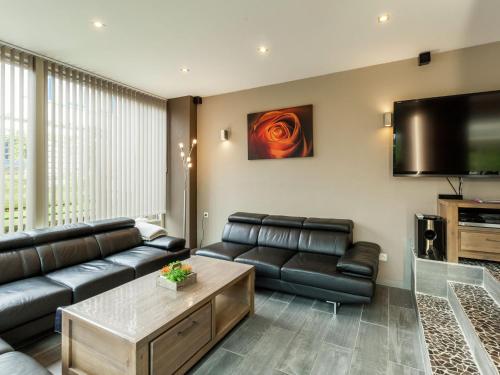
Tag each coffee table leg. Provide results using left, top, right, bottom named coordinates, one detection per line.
left=61, top=314, right=70, bottom=375
left=248, top=269, right=255, bottom=316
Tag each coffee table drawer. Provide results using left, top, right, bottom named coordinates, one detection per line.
left=151, top=302, right=212, bottom=375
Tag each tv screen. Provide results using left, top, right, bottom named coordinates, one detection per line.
left=393, top=90, right=500, bottom=177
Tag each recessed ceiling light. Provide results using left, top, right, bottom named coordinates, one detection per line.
left=378, top=14, right=390, bottom=23
left=258, top=46, right=269, bottom=54
left=92, top=21, right=105, bottom=28
left=180, top=67, right=190, bottom=73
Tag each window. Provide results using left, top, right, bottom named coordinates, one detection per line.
left=0, top=42, right=168, bottom=233
left=46, top=64, right=167, bottom=226
left=0, top=46, right=35, bottom=233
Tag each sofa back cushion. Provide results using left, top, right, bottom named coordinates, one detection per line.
left=298, top=217, right=354, bottom=256
left=228, top=212, right=267, bottom=225
left=0, top=247, right=41, bottom=284
left=26, top=223, right=93, bottom=245
left=223, top=213, right=354, bottom=254
left=0, top=232, right=40, bottom=284
left=94, top=227, right=143, bottom=257
left=36, top=236, right=101, bottom=273
left=262, top=215, right=306, bottom=228
left=254, top=215, right=305, bottom=250
left=222, top=222, right=260, bottom=246
left=302, top=217, right=353, bottom=233
left=87, top=217, right=136, bottom=234
left=257, top=226, right=301, bottom=250
left=0, top=232, right=33, bottom=251
left=298, top=230, right=351, bottom=256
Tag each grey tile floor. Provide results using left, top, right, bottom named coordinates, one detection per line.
left=43, top=286, right=425, bottom=375
left=189, top=286, right=425, bottom=375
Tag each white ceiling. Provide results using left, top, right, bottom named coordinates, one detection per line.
left=1, top=0, right=499, bottom=99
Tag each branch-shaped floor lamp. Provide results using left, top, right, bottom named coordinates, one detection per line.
left=179, top=139, right=197, bottom=240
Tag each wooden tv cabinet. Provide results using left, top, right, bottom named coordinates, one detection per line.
left=438, top=199, right=500, bottom=263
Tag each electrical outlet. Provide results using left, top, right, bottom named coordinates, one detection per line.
left=379, top=253, right=388, bottom=262
left=203, top=212, right=209, bottom=218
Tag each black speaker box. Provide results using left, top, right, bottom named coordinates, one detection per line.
left=418, top=51, right=431, bottom=66
left=415, top=214, right=446, bottom=260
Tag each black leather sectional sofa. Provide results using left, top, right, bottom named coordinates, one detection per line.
left=0, top=217, right=188, bottom=348
left=196, top=212, right=380, bottom=304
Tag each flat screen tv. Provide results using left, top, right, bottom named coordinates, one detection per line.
left=393, top=90, right=500, bottom=177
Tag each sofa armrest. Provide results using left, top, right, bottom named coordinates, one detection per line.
left=144, top=236, right=186, bottom=251
left=337, top=241, right=380, bottom=279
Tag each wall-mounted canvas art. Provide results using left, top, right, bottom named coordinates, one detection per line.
left=247, top=104, right=313, bottom=160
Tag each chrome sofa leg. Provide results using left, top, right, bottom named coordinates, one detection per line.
left=326, top=301, right=340, bottom=314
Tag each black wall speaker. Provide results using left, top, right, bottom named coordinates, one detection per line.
left=415, top=214, right=446, bottom=260
left=193, top=96, right=203, bottom=105
left=418, top=51, right=431, bottom=66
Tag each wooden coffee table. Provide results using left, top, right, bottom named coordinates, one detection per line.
left=61, top=255, right=255, bottom=375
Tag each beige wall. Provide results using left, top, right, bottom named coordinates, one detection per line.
left=196, top=42, right=500, bottom=288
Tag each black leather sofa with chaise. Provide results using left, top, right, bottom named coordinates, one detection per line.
left=196, top=212, right=380, bottom=305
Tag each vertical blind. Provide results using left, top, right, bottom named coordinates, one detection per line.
left=0, top=46, right=35, bottom=234
left=46, top=63, right=167, bottom=226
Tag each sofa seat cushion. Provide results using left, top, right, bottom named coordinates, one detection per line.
left=105, top=246, right=188, bottom=277
left=196, top=242, right=254, bottom=261
left=0, top=276, right=71, bottom=333
left=281, top=252, right=374, bottom=297
left=235, top=246, right=295, bottom=279
left=45, top=260, right=135, bottom=303
left=0, top=351, right=51, bottom=375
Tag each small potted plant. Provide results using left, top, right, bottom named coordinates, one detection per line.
left=157, top=261, right=196, bottom=290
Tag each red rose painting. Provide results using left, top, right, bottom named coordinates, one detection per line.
left=247, top=105, right=313, bottom=160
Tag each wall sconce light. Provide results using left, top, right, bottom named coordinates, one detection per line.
left=220, top=129, right=230, bottom=141
left=383, top=112, right=393, bottom=127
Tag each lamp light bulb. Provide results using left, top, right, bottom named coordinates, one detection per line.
left=179, top=142, right=184, bottom=149
left=378, top=14, right=390, bottom=23
left=188, top=163, right=193, bottom=168
left=180, top=151, right=185, bottom=157
left=192, top=139, right=197, bottom=145
left=186, top=156, right=191, bottom=162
